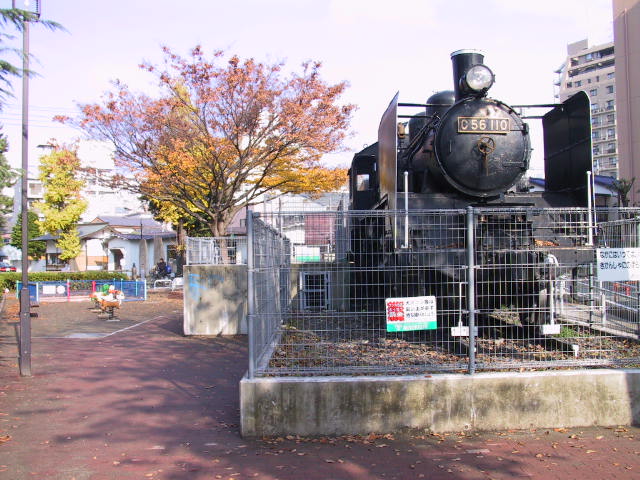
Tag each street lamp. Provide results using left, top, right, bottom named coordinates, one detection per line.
left=14, top=0, right=41, bottom=377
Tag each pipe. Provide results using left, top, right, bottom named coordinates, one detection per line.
left=404, top=171, right=409, bottom=248
left=587, top=171, right=593, bottom=245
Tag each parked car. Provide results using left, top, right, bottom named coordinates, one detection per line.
left=0, top=262, right=16, bottom=272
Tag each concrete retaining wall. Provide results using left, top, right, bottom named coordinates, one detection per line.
left=183, top=265, right=247, bottom=335
left=240, top=369, right=640, bottom=437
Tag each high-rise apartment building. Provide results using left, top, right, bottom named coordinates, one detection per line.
left=614, top=0, right=640, bottom=205
left=555, top=39, right=617, bottom=178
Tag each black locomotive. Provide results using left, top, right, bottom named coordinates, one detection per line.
left=348, top=50, right=592, bottom=330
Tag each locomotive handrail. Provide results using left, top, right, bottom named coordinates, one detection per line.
left=511, top=103, right=560, bottom=108
left=397, top=102, right=453, bottom=108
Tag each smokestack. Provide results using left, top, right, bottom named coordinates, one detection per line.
left=450, top=49, right=485, bottom=101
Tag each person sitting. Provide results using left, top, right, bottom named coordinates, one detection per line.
left=156, top=258, right=168, bottom=278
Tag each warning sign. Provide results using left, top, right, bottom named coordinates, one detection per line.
left=596, top=248, right=640, bottom=281
left=385, top=296, right=437, bottom=332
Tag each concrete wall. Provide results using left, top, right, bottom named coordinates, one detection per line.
left=289, top=261, right=350, bottom=312
left=183, top=265, right=248, bottom=335
left=240, top=369, right=640, bottom=437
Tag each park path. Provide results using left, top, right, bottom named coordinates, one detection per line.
left=1, top=294, right=640, bottom=479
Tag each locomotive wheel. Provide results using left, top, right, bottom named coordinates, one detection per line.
left=520, top=288, right=548, bottom=338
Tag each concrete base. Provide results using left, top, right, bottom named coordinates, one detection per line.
left=240, top=369, right=640, bottom=437
left=183, top=265, right=248, bottom=335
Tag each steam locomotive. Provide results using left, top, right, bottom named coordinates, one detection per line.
left=348, top=50, right=592, bottom=329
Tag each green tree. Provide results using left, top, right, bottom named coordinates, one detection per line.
left=0, top=131, right=19, bottom=230
left=10, top=210, right=45, bottom=258
left=0, top=7, right=63, bottom=110
left=33, top=146, right=86, bottom=263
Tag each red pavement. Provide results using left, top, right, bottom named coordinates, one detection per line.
left=1, top=295, right=640, bottom=479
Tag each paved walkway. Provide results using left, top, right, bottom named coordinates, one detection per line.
left=1, top=294, right=640, bottom=479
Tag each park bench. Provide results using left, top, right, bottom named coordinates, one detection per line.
left=153, top=278, right=172, bottom=289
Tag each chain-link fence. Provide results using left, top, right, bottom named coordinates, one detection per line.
left=247, top=207, right=640, bottom=378
left=591, top=212, right=640, bottom=339
left=247, top=214, right=291, bottom=377
left=16, top=279, right=147, bottom=302
left=186, top=236, right=248, bottom=265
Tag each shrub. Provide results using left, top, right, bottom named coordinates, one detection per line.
left=0, top=271, right=129, bottom=292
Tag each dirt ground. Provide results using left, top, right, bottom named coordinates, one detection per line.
left=0, top=289, right=184, bottom=339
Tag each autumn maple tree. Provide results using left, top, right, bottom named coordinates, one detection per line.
left=59, top=46, right=354, bottom=236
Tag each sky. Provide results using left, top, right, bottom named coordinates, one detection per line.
left=0, top=0, right=614, bottom=178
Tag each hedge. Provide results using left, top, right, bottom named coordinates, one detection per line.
left=0, top=271, right=129, bottom=292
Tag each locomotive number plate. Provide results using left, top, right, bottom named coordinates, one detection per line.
left=457, top=116, right=510, bottom=134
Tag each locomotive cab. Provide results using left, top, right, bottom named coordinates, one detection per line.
left=348, top=146, right=379, bottom=210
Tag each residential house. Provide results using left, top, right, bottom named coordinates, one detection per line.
left=35, top=214, right=177, bottom=276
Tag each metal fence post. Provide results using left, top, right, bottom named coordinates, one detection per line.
left=466, top=206, right=476, bottom=375
left=247, top=210, right=255, bottom=379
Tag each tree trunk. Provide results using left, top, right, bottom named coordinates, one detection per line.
left=211, top=219, right=229, bottom=264
left=176, top=219, right=185, bottom=276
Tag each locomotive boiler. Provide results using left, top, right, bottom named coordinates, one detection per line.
left=348, top=50, right=593, bottom=331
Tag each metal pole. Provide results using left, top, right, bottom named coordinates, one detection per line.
left=466, top=206, right=476, bottom=375
left=247, top=210, right=255, bottom=379
left=18, top=19, right=31, bottom=377
left=403, top=171, right=409, bottom=248
left=586, top=171, right=594, bottom=246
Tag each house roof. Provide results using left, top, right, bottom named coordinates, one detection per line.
left=113, top=231, right=176, bottom=241
left=33, top=223, right=110, bottom=241
left=33, top=221, right=176, bottom=242
left=90, top=215, right=164, bottom=230
left=529, top=175, right=615, bottom=193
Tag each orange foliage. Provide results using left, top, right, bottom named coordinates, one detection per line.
left=58, top=46, right=355, bottom=235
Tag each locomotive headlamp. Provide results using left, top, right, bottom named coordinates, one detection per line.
left=464, top=64, right=494, bottom=94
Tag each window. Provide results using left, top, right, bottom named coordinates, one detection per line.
left=46, top=253, right=65, bottom=271
left=607, top=143, right=616, bottom=154
left=591, top=103, right=599, bottom=112
left=566, top=82, right=572, bottom=88
left=28, top=182, right=43, bottom=197
left=575, top=80, right=582, bottom=87
left=607, top=72, right=615, bottom=79
left=607, top=128, right=615, bottom=139
left=589, top=88, right=598, bottom=96
left=593, top=146, right=600, bottom=155
left=607, top=113, right=615, bottom=124
left=606, top=85, right=614, bottom=94
left=300, top=272, right=329, bottom=310
left=592, top=131, right=601, bottom=140
left=606, top=99, right=615, bottom=110
left=356, top=174, right=370, bottom=191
